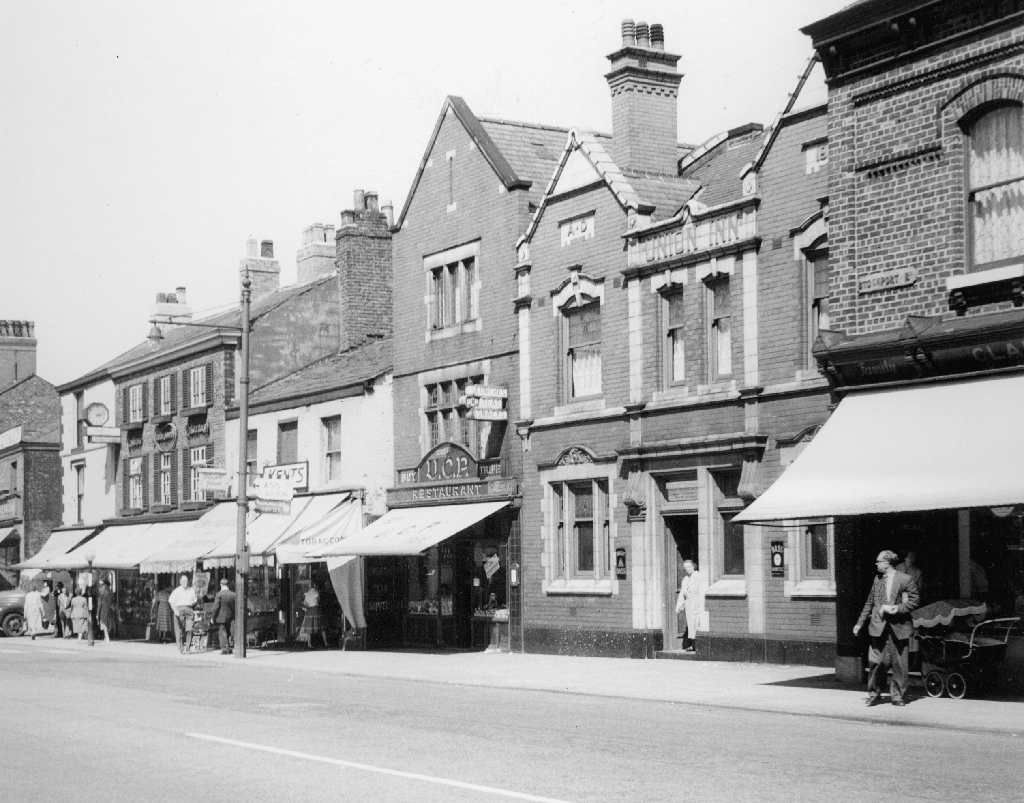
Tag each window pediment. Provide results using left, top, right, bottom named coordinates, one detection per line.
left=551, top=267, right=604, bottom=312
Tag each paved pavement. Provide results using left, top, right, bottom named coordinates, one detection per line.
left=6, top=634, right=1024, bottom=736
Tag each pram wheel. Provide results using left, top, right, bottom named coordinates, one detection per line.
left=925, top=671, right=946, bottom=698
left=946, top=672, right=967, bottom=700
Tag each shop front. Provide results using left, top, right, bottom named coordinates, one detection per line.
left=737, top=313, right=1024, bottom=684
left=320, top=443, right=519, bottom=652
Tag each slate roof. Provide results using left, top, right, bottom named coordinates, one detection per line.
left=679, top=126, right=765, bottom=208
left=59, top=274, right=337, bottom=391
left=626, top=172, right=703, bottom=223
left=246, top=338, right=392, bottom=408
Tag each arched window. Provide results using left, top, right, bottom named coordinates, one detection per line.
left=968, top=104, right=1024, bottom=271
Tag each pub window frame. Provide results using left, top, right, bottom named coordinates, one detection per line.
left=425, top=242, right=480, bottom=335
left=189, top=445, right=207, bottom=502
left=189, top=366, right=207, bottom=409
left=706, top=277, right=732, bottom=381
left=322, top=415, right=342, bottom=483
left=563, top=299, right=603, bottom=399
left=662, top=288, right=687, bottom=387
left=128, top=384, right=144, bottom=424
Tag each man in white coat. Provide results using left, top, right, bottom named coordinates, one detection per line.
left=674, top=559, right=704, bottom=653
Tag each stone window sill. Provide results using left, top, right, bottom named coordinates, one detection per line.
left=786, top=579, right=836, bottom=599
left=544, top=578, right=614, bottom=596
left=427, top=319, right=482, bottom=342
left=552, top=398, right=605, bottom=417
left=705, top=578, right=747, bottom=598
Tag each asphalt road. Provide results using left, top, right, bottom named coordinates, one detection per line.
left=2, top=642, right=1021, bottom=803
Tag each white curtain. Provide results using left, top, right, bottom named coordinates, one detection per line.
left=571, top=345, right=602, bottom=396
left=970, top=105, right=1024, bottom=266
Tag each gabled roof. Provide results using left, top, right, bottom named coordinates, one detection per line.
left=520, top=130, right=700, bottom=246
left=394, top=96, right=536, bottom=231
left=678, top=124, right=764, bottom=208
left=246, top=338, right=392, bottom=409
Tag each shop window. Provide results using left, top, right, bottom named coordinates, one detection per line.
left=277, top=421, right=298, bottom=465
left=322, top=416, right=342, bottom=482
left=808, top=251, right=830, bottom=366
left=708, top=278, right=732, bottom=380
left=784, top=519, right=836, bottom=598
left=967, top=104, right=1024, bottom=272
left=426, top=243, right=480, bottom=334
left=551, top=478, right=611, bottom=583
left=425, top=376, right=483, bottom=456
left=564, top=300, right=602, bottom=398
left=663, top=289, right=686, bottom=386
left=128, top=384, right=144, bottom=423
left=189, top=366, right=207, bottom=408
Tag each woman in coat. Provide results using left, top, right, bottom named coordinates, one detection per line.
left=151, top=585, right=174, bottom=643
left=97, top=579, right=114, bottom=642
left=70, top=587, right=89, bottom=639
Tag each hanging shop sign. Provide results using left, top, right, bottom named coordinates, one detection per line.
left=771, top=541, right=785, bottom=578
left=86, top=426, right=121, bottom=444
left=255, top=498, right=291, bottom=515
left=154, top=422, right=177, bottom=452
left=252, top=477, right=294, bottom=502
left=197, top=468, right=230, bottom=494
left=461, top=385, right=508, bottom=421
left=261, top=461, right=308, bottom=490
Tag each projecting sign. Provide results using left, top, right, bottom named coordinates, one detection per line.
left=86, top=426, right=121, bottom=445
left=466, top=408, right=508, bottom=421
left=461, top=385, right=508, bottom=421
left=198, top=468, right=230, bottom=493
left=261, top=461, right=308, bottom=489
left=463, top=385, right=508, bottom=399
left=255, top=498, right=292, bottom=515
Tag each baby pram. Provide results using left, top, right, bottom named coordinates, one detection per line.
left=183, top=609, right=212, bottom=653
left=914, top=599, right=1021, bottom=699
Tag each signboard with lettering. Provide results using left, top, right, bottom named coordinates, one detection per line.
left=627, top=208, right=755, bottom=269
left=387, top=478, right=518, bottom=507
left=186, top=420, right=210, bottom=442
left=154, top=422, right=177, bottom=452
left=261, top=461, right=308, bottom=490
left=560, top=213, right=595, bottom=247
left=253, top=477, right=294, bottom=502
left=461, top=385, right=508, bottom=421
left=198, top=468, right=230, bottom=494
left=858, top=267, right=918, bottom=295
left=771, top=541, right=785, bottom=578
left=417, top=442, right=476, bottom=484
left=255, top=498, right=292, bottom=515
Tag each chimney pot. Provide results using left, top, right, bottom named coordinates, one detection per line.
left=176, top=286, right=186, bottom=305
left=365, top=192, right=379, bottom=212
left=261, top=240, right=274, bottom=258
left=353, top=189, right=365, bottom=210
left=635, top=21, right=650, bottom=49
left=382, top=201, right=394, bottom=228
left=156, top=292, right=167, bottom=304
left=650, top=23, right=664, bottom=50
left=246, top=237, right=259, bottom=257
left=166, top=293, right=177, bottom=304
left=621, top=19, right=635, bottom=47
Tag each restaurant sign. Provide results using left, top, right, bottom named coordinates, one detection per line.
left=388, top=477, right=518, bottom=507
left=627, top=208, right=755, bottom=269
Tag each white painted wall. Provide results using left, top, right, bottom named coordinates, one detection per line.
left=59, top=378, right=118, bottom=527
left=225, top=373, right=393, bottom=518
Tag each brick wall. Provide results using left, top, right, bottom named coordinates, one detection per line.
left=22, top=445, right=61, bottom=557
left=0, top=375, right=60, bottom=443
left=827, top=27, right=1024, bottom=335
left=336, top=204, right=393, bottom=351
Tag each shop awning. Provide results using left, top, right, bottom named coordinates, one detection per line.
left=0, top=526, right=19, bottom=549
left=139, top=503, right=255, bottom=574
left=276, top=495, right=361, bottom=564
left=735, top=374, right=1024, bottom=523
left=11, top=527, right=98, bottom=569
left=202, top=493, right=352, bottom=568
left=316, top=501, right=510, bottom=557
left=55, top=524, right=158, bottom=570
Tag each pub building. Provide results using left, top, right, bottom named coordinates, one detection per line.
left=737, top=0, right=1024, bottom=687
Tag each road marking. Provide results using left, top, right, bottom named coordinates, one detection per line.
left=0, top=648, right=29, bottom=654
left=186, top=732, right=577, bottom=803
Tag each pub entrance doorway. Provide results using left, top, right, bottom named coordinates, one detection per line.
left=664, top=515, right=698, bottom=649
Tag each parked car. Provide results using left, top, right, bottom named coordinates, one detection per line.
left=0, top=589, right=26, bottom=637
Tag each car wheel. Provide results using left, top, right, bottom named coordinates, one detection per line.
left=2, top=612, right=26, bottom=637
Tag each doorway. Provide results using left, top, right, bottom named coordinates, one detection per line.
left=664, top=515, right=698, bottom=649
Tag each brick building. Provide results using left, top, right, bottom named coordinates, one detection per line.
left=0, top=322, right=61, bottom=588
left=514, top=21, right=837, bottom=660
left=740, top=0, right=1024, bottom=687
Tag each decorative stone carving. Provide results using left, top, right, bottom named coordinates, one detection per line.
left=556, top=446, right=593, bottom=466
left=622, top=471, right=647, bottom=518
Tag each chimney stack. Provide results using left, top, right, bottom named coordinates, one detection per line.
left=606, top=19, right=682, bottom=175
left=335, top=189, right=393, bottom=350
left=0, top=319, right=37, bottom=391
left=296, top=222, right=338, bottom=285
left=240, top=237, right=282, bottom=302
left=381, top=201, right=394, bottom=228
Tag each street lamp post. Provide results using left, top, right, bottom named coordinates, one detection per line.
left=148, top=272, right=253, bottom=658
left=84, top=550, right=96, bottom=647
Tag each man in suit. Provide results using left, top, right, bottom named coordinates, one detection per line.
left=210, top=578, right=237, bottom=655
left=854, top=549, right=920, bottom=706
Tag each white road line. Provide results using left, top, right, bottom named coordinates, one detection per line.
left=186, top=732, right=577, bottom=803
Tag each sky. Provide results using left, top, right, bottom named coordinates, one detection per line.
left=0, top=0, right=852, bottom=387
